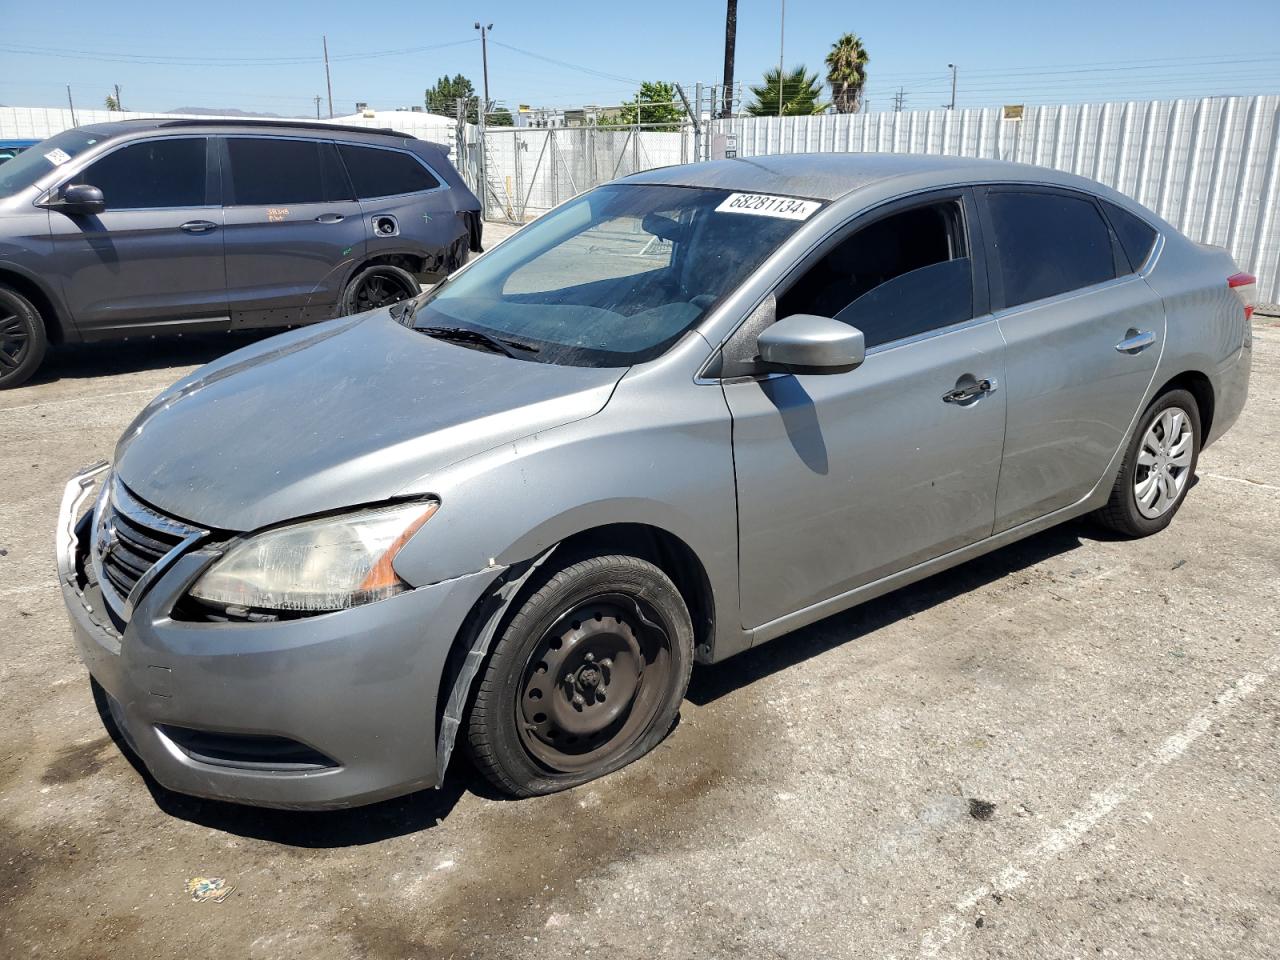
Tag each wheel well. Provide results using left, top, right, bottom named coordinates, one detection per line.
left=360, top=253, right=427, bottom=276
left=1155, top=371, right=1214, bottom=439
left=0, top=269, right=65, bottom=344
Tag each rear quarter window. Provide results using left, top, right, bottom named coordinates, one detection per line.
left=338, top=144, right=441, bottom=199
left=1102, top=200, right=1159, bottom=272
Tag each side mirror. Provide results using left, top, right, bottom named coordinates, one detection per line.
left=57, top=183, right=106, bottom=215
left=757, top=313, right=865, bottom=374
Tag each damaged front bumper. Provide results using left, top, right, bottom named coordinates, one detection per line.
left=57, top=463, right=502, bottom=810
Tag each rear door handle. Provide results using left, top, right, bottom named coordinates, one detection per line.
left=942, top=377, right=998, bottom=404
left=179, top=220, right=217, bottom=234
left=1115, top=329, right=1156, bottom=354
left=314, top=213, right=345, bottom=224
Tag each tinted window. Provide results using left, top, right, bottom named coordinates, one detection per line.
left=74, top=137, right=206, bottom=209
left=338, top=144, right=440, bottom=198
left=0, top=129, right=104, bottom=198
left=1103, top=200, right=1158, bottom=272
left=987, top=191, right=1116, bottom=307
left=778, top=201, right=974, bottom=348
left=225, top=138, right=352, bottom=205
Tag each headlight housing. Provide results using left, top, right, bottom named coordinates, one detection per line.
left=188, top=500, right=438, bottom=613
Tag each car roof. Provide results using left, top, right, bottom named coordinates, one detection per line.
left=75, top=117, right=416, bottom=143
left=620, top=152, right=1106, bottom=202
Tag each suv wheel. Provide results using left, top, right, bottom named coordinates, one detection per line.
left=466, top=555, right=694, bottom=797
left=0, top=286, right=48, bottom=390
left=338, top=264, right=420, bottom=316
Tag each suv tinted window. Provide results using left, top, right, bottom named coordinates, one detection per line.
left=778, top=200, right=974, bottom=348
left=338, top=144, right=440, bottom=198
left=988, top=191, right=1116, bottom=307
left=73, top=137, right=206, bottom=209
left=1102, top=200, right=1158, bottom=272
left=225, top=137, right=352, bottom=205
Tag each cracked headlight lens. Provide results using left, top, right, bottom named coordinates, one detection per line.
left=189, top=500, right=438, bottom=613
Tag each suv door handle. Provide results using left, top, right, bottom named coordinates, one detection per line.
left=314, top=213, right=345, bottom=224
left=1114, top=329, right=1156, bottom=354
left=942, top=377, right=998, bottom=404
left=179, top=220, right=217, bottom=234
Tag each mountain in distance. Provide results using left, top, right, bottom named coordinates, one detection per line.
left=169, top=106, right=310, bottom=119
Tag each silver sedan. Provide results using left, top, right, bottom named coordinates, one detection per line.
left=58, top=153, right=1254, bottom=808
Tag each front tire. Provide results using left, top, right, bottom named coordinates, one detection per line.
left=0, top=286, right=48, bottom=390
left=1094, top=388, right=1201, bottom=537
left=466, top=555, right=694, bottom=798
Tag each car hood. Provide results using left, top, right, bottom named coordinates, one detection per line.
left=115, top=311, right=623, bottom=531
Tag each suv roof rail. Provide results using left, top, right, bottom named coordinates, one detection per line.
left=153, top=118, right=417, bottom=138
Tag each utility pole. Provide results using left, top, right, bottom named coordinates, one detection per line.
left=721, top=0, right=737, bottom=119
left=777, top=0, right=786, bottom=118
left=323, top=35, right=334, bottom=118
left=114, top=84, right=123, bottom=112
left=314, top=95, right=322, bottom=119
left=947, top=63, right=957, bottom=110
left=66, top=84, right=77, bottom=125
left=474, top=22, right=493, bottom=115
left=893, top=87, right=906, bottom=113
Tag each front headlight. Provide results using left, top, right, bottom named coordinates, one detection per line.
left=189, top=500, right=439, bottom=613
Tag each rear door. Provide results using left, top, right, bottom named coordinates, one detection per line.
left=980, top=186, right=1165, bottom=531
left=48, top=136, right=227, bottom=334
left=219, top=136, right=366, bottom=327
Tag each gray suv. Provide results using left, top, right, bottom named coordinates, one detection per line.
left=0, top=119, right=482, bottom=387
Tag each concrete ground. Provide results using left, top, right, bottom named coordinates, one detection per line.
left=1, top=291, right=1277, bottom=958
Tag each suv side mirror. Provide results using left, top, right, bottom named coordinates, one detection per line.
left=757, top=313, right=865, bottom=373
left=57, top=183, right=106, bottom=215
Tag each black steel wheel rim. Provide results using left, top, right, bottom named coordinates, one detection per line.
left=0, top=310, right=28, bottom=375
left=516, top=592, right=673, bottom=774
left=353, top=271, right=416, bottom=312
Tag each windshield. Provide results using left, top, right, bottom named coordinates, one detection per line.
left=0, top=129, right=105, bottom=199
left=413, top=183, right=818, bottom=367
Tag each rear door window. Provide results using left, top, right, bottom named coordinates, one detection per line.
left=1102, top=200, right=1158, bottom=272
left=224, top=137, right=352, bottom=206
left=73, top=137, right=207, bottom=209
left=986, top=190, right=1117, bottom=307
left=778, top=199, right=975, bottom=348
left=338, top=144, right=441, bottom=199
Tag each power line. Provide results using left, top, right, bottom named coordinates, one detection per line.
left=0, top=38, right=476, bottom=67
left=486, top=39, right=644, bottom=86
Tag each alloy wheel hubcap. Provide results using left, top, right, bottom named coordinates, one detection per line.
left=355, top=273, right=416, bottom=312
left=517, top=595, right=670, bottom=773
left=0, top=311, right=28, bottom=374
left=1134, top=406, right=1193, bottom=519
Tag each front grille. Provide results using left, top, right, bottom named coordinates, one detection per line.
left=92, top=477, right=205, bottom=619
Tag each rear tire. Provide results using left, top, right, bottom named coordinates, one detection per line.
left=0, top=285, right=48, bottom=390
left=1094, top=388, right=1201, bottom=537
left=466, top=554, right=694, bottom=798
left=337, top=264, right=420, bottom=317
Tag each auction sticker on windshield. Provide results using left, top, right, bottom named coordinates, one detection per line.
left=43, top=148, right=72, bottom=166
left=715, top=193, right=821, bottom=220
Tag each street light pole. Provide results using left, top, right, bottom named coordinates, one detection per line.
left=474, top=22, right=493, bottom=115
left=947, top=63, right=957, bottom=110
left=777, top=0, right=786, bottom=118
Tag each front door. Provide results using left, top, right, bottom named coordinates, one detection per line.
left=48, top=136, right=227, bottom=334
left=979, top=187, right=1165, bottom=531
left=723, top=191, right=1007, bottom=630
left=218, top=136, right=366, bottom=327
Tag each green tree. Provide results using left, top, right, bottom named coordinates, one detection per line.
left=486, top=106, right=514, bottom=127
left=425, top=74, right=478, bottom=121
left=104, top=94, right=121, bottom=111
left=611, top=81, right=686, bottom=131
left=746, top=66, right=826, bottom=117
left=825, top=33, right=870, bottom=114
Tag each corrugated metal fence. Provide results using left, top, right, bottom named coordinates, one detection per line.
left=715, top=96, right=1280, bottom=302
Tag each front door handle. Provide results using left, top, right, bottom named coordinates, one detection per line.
left=942, top=377, right=998, bottom=404
left=179, top=220, right=217, bottom=234
left=1115, top=329, right=1156, bottom=354
left=314, top=213, right=345, bottom=224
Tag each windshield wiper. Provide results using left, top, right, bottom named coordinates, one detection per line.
left=417, top=325, right=540, bottom=360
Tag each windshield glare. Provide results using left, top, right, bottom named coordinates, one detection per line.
left=0, top=129, right=104, bottom=199
left=414, top=183, right=815, bottom=366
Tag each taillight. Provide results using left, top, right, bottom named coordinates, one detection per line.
left=1228, top=272, right=1257, bottom=321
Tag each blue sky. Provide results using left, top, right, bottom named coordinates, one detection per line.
left=2, top=0, right=1278, bottom=116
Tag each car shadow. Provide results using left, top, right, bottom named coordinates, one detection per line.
left=91, top=516, right=1103, bottom=846
left=687, top=518, right=1097, bottom=706
left=27, top=330, right=279, bottom=386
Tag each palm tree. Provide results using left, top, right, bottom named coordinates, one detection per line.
left=825, top=33, right=870, bottom=114
left=747, top=66, right=826, bottom=117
